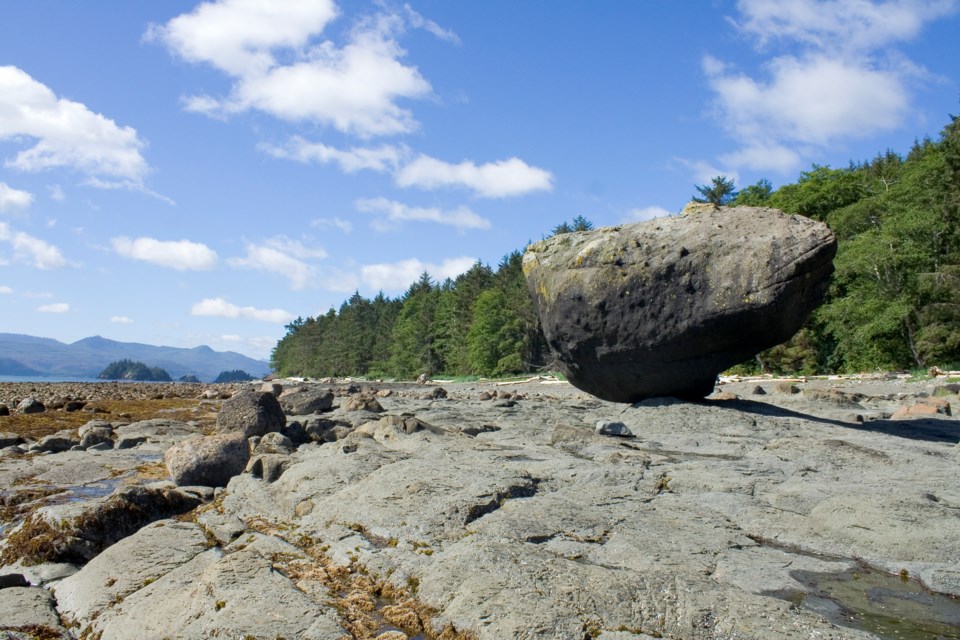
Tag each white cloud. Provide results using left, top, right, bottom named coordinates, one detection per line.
left=311, top=217, right=353, bottom=233
left=0, top=182, right=34, bottom=213
left=361, top=256, right=476, bottom=291
left=625, top=206, right=673, bottom=223
left=0, top=222, right=68, bottom=269
left=0, top=66, right=149, bottom=185
left=37, top=302, right=69, bottom=313
left=718, top=142, right=804, bottom=174
left=0, top=285, right=12, bottom=294
left=702, top=0, right=957, bottom=174
left=260, top=137, right=405, bottom=173
left=111, top=236, right=218, bottom=271
left=732, top=0, right=957, bottom=52
left=395, top=155, right=554, bottom=198
left=48, top=184, right=65, bottom=201
left=110, top=315, right=133, bottom=324
left=704, top=54, right=908, bottom=147
left=149, top=1, right=437, bottom=137
left=227, top=236, right=327, bottom=290
left=191, top=297, right=295, bottom=323
left=356, top=197, right=490, bottom=232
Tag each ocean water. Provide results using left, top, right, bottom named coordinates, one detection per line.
left=0, top=375, right=113, bottom=383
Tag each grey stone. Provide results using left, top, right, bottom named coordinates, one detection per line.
left=165, top=432, right=250, bottom=487
left=0, top=572, right=28, bottom=588
left=0, top=431, right=23, bottom=447
left=253, top=430, right=293, bottom=454
left=278, top=386, right=334, bottom=415
left=0, top=586, right=65, bottom=630
left=245, top=453, right=291, bottom=482
left=37, top=432, right=80, bottom=453
left=17, top=397, right=45, bottom=414
left=216, top=390, right=286, bottom=437
left=114, top=435, right=147, bottom=449
left=522, top=206, right=836, bottom=402
left=595, top=420, right=633, bottom=437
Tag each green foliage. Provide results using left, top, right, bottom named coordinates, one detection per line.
left=550, top=215, right=594, bottom=236
left=98, top=359, right=172, bottom=381
left=272, top=114, right=960, bottom=379
left=731, top=179, right=772, bottom=207
left=692, top=175, right=737, bottom=206
left=213, top=370, right=254, bottom=383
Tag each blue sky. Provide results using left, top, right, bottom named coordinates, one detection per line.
left=1, top=0, right=959, bottom=361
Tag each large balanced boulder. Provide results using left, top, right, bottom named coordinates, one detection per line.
left=216, top=390, right=285, bottom=437
left=523, top=205, right=836, bottom=402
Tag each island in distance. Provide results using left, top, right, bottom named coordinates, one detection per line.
left=0, top=333, right=269, bottom=382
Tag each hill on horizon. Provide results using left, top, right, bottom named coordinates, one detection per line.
left=0, top=333, right=270, bottom=382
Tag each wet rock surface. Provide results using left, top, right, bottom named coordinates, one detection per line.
left=523, top=206, right=837, bottom=402
left=0, top=376, right=958, bottom=639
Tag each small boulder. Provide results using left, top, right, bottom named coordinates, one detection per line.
left=343, top=395, right=384, bottom=413
left=216, top=390, right=285, bottom=437
left=254, top=432, right=294, bottom=455
left=165, top=433, right=250, bottom=487
left=595, top=420, right=634, bottom=437
left=38, top=431, right=80, bottom=453
left=18, top=397, right=45, bottom=414
left=891, top=397, right=952, bottom=419
left=278, top=386, right=334, bottom=415
left=774, top=382, right=801, bottom=395
left=0, top=432, right=24, bottom=448
left=78, top=421, right=114, bottom=449
left=418, top=386, right=448, bottom=400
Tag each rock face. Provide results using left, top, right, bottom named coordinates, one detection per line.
left=215, top=390, right=285, bottom=437
left=523, top=206, right=837, bottom=401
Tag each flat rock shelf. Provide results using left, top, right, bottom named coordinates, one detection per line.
left=0, top=376, right=958, bottom=639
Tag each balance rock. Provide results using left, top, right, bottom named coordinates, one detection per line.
left=522, top=205, right=836, bottom=402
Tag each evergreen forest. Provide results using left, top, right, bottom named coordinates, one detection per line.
left=272, top=115, right=960, bottom=378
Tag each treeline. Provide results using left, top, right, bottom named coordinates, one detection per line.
left=273, top=114, right=960, bottom=378
left=271, top=250, right=554, bottom=379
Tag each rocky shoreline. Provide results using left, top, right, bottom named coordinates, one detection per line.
left=1, top=376, right=959, bottom=639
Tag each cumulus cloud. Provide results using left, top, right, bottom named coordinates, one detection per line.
left=702, top=0, right=957, bottom=174
left=111, top=236, right=218, bottom=271
left=356, top=197, right=490, bottom=232
left=0, top=285, right=12, bottom=294
left=395, top=155, right=554, bottom=198
left=110, top=315, right=133, bottom=324
left=227, top=236, right=327, bottom=290
left=0, top=66, right=150, bottom=186
left=148, top=0, right=441, bottom=137
left=191, top=297, right=295, bottom=323
left=361, top=256, right=476, bottom=291
left=260, top=137, right=406, bottom=173
left=37, top=302, right=69, bottom=313
left=0, top=222, right=68, bottom=269
left=731, top=0, right=957, bottom=52
left=0, top=183, right=33, bottom=213
left=624, top=206, right=673, bottom=223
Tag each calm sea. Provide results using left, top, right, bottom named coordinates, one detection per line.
left=0, top=375, right=107, bottom=383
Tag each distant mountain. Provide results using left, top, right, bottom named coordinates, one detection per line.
left=0, top=333, right=271, bottom=382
